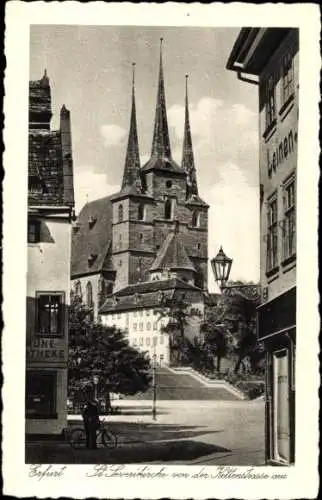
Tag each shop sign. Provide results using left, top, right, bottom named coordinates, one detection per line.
left=267, top=128, right=297, bottom=179
left=27, top=338, right=65, bottom=362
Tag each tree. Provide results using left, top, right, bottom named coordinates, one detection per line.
left=201, top=297, right=234, bottom=373
left=154, top=293, right=191, bottom=365
left=202, top=286, right=265, bottom=376
left=68, top=296, right=152, bottom=410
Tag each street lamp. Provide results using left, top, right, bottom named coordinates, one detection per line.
left=211, top=246, right=233, bottom=290
left=93, top=375, right=99, bottom=401
left=211, top=246, right=261, bottom=302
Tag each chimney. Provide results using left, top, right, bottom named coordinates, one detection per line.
left=60, top=105, right=75, bottom=207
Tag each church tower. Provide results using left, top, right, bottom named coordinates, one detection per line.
left=181, top=75, right=209, bottom=290
left=111, top=64, right=155, bottom=291
left=111, top=41, right=209, bottom=292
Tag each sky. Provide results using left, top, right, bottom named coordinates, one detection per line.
left=29, top=25, right=260, bottom=291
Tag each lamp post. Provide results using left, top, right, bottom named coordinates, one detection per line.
left=93, top=375, right=99, bottom=402
left=152, top=336, right=157, bottom=420
left=211, top=246, right=261, bottom=302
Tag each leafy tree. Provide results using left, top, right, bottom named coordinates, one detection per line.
left=203, top=285, right=265, bottom=375
left=154, top=293, right=191, bottom=365
left=68, top=295, right=152, bottom=411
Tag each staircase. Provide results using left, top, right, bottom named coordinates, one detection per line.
left=125, top=366, right=245, bottom=401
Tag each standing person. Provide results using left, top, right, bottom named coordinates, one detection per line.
left=82, top=400, right=100, bottom=449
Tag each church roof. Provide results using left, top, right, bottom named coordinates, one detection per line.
left=100, top=277, right=201, bottom=313
left=142, top=39, right=184, bottom=177
left=182, top=75, right=199, bottom=197
left=71, top=195, right=114, bottom=277
left=121, top=63, right=141, bottom=190
left=150, top=229, right=196, bottom=272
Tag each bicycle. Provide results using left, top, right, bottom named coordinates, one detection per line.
left=69, top=424, right=118, bottom=450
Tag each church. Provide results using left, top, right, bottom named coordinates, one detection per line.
left=71, top=40, right=209, bottom=364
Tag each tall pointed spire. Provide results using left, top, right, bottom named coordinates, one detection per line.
left=151, top=38, right=172, bottom=159
left=182, top=75, right=198, bottom=196
left=122, top=63, right=141, bottom=189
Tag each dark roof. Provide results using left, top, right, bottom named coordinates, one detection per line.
left=150, top=231, right=195, bottom=272
left=28, top=130, right=65, bottom=206
left=226, top=28, right=293, bottom=75
left=100, top=277, right=203, bottom=313
left=141, top=155, right=186, bottom=175
left=121, top=67, right=141, bottom=189
left=110, top=181, right=154, bottom=202
left=71, top=195, right=114, bottom=277
left=29, top=74, right=52, bottom=125
left=115, top=277, right=200, bottom=296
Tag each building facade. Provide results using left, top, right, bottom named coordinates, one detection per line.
left=71, top=42, right=209, bottom=349
left=26, top=72, right=74, bottom=435
left=227, top=28, right=298, bottom=465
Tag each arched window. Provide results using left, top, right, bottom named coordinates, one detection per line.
left=86, top=282, right=93, bottom=308
left=164, top=199, right=172, bottom=220
left=192, top=210, right=200, bottom=227
left=98, top=277, right=105, bottom=295
left=119, top=233, right=122, bottom=249
left=75, top=280, right=82, bottom=297
left=118, top=204, right=123, bottom=223
left=138, top=203, right=145, bottom=221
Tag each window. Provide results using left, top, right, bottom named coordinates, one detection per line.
left=139, top=310, right=143, bottom=317
left=282, top=49, right=294, bottom=105
left=119, top=234, right=122, bottom=250
left=160, top=354, right=164, bottom=365
left=160, top=334, right=164, bottom=345
left=139, top=233, right=143, bottom=243
left=28, top=220, right=40, bottom=243
left=133, top=323, right=137, bottom=332
left=139, top=322, right=143, bottom=331
left=117, top=313, right=121, bottom=319
left=139, top=337, right=144, bottom=346
left=164, top=198, right=172, bottom=220
left=36, top=292, right=64, bottom=336
left=146, top=310, right=150, bottom=316
left=119, top=260, right=122, bottom=267
left=86, top=282, right=93, bottom=308
left=26, top=371, right=57, bottom=419
left=138, top=203, right=145, bottom=221
left=265, top=75, right=276, bottom=130
left=134, top=311, right=137, bottom=317
left=266, top=195, right=278, bottom=273
left=146, top=337, right=151, bottom=346
left=147, top=322, right=151, bottom=331
left=75, top=280, right=82, bottom=297
left=153, top=322, right=157, bottom=330
left=133, top=338, right=137, bottom=346
left=192, top=210, right=200, bottom=227
left=118, top=204, right=124, bottom=223
left=283, top=176, right=296, bottom=261
left=166, top=180, right=172, bottom=189
left=153, top=336, right=157, bottom=346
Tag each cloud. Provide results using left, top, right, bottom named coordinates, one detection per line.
left=100, top=124, right=127, bottom=147
left=140, top=154, right=150, bottom=165
left=205, top=161, right=260, bottom=291
left=168, top=97, right=258, bottom=186
left=75, top=167, right=119, bottom=214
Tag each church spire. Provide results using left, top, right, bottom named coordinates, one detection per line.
left=151, top=38, right=172, bottom=159
left=122, top=63, right=141, bottom=189
left=182, top=75, right=198, bottom=196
